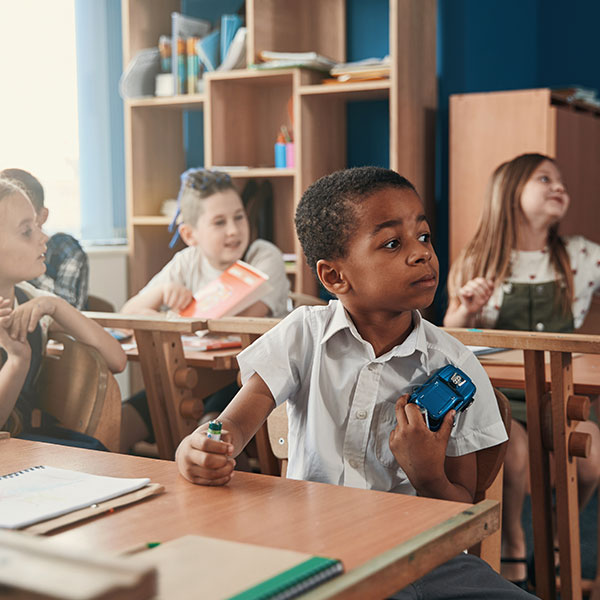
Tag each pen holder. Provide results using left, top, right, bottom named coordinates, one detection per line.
left=274, top=142, right=287, bottom=168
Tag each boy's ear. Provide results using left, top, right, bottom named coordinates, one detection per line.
left=178, top=222, right=198, bottom=246
left=316, top=259, right=350, bottom=296
left=37, top=207, right=49, bottom=226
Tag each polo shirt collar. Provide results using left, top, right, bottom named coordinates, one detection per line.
left=321, top=300, right=428, bottom=363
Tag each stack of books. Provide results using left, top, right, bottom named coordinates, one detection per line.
left=251, top=51, right=336, bottom=72
left=328, top=56, right=390, bottom=83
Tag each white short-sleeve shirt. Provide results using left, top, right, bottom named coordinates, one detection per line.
left=480, top=235, right=600, bottom=330
left=139, top=239, right=290, bottom=317
left=238, top=300, right=507, bottom=495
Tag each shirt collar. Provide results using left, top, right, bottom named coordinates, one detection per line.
left=321, top=300, right=429, bottom=364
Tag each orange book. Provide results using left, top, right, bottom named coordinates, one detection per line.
left=179, top=260, right=271, bottom=319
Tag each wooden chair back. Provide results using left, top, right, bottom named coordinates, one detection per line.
left=35, top=333, right=121, bottom=452
left=86, top=294, right=116, bottom=313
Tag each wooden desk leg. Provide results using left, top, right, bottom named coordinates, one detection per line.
left=135, top=331, right=200, bottom=460
left=524, top=350, right=556, bottom=600
left=151, top=331, right=201, bottom=454
left=134, top=330, right=177, bottom=459
left=550, top=351, right=582, bottom=600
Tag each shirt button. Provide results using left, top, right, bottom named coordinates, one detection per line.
left=348, top=459, right=359, bottom=469
left=535, top=322, right=545, bottom=331
left=356, top=409, right=367, bottom=420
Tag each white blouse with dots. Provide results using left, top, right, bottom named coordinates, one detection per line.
left=480, top=235, right=600, bottom=330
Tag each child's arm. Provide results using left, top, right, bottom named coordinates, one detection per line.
left=121, top=283, right=193, bottom=315
left=9, top=296, right=126, bottom=374
left=176, top=373, right=276, bottom=485
left=443, top=277, right=494, bottom=328
left=389, top=394, right=476, bottom=503
left=0, top=298, right=31, bottom=428
left=238, top=301, right=271, bottom=318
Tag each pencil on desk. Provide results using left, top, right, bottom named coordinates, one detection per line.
left=123, top=541, right=162, bottom=555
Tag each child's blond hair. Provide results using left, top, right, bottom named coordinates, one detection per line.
left=0, top=177, right=32, bottom=435
left=179, top=169, right=237, bottom=226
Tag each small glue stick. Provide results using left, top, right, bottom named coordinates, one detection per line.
left=206, top=420, right=222, bottom=441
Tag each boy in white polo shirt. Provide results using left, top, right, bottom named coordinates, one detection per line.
left=176, top=167, right=532, bottom=598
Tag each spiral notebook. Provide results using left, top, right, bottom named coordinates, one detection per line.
left=0, top=465, right=151, bottom=529
left=128, top=535, right=343, bottom=600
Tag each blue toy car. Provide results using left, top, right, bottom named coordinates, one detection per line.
left=408, top=365, right=476, bottom=431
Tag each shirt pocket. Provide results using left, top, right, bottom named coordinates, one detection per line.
left=374, top=399, right=399, bottom=469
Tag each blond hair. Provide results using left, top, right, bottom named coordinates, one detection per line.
left=448, top=153, right=573, bottom=317
left=178, top=169, right=238, bottom=226
left=0, top=178, right=31, bottom=435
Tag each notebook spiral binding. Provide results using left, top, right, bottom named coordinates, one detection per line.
left=0, top=465, right=45, bottom=479
left=273, top=561, right=344, bottom=600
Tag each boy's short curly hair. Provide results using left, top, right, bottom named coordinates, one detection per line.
left=295, top=166, right=418, bottom=275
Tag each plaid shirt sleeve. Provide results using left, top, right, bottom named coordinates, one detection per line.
left=29, top=233, right=89, bottom=309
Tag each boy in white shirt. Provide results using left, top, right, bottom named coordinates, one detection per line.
left=176, top=167, right=532, bottom=598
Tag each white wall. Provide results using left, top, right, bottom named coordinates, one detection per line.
left=86, top=244, right=130, bottom=397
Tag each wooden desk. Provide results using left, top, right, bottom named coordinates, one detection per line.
left=0, top=439, right=499, bottom=600
left=84, top=312, right=243, bottom=460
left=479, top=351, right=600, bottom=396
left=444, top=328, right=600, bottom=600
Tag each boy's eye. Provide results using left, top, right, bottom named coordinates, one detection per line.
left=383, top=239, right=400, bottom=249
left=213, top=219, right=226, bottom=227
left=22, top=228, right=32, bottom=238
left=234, top=214, right=245, bottom=222
left=539, top=175, right=550, bottom=183
left=418, top=233, right=431, bottom=243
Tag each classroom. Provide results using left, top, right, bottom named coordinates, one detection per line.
left=0, top=1, right=599, bottom=599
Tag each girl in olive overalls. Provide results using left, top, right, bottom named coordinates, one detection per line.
left=444, top=153, right=600, bottom=587
left=0, top=177, right=126, bottom=446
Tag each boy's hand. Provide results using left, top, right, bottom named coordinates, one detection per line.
left=176, top=424, right=236, bottom=486
left=0, top=298, right=31, bottom=361
left=7, top=296, right=58, bottom=342
left=457, top=277, right=494, bottom=315
left=162, top=283, right=194, bottom=312
left=389, top=394, right=455, bottom=493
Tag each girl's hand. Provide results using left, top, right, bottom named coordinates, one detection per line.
left=7, top=296, right=58, bottom=343
left=176, top=424, right=236, bottom=486
left=457, top=277, right=494, bottom=315
left=0, top=298, right=32, bottom=360
left=389, top=393, right=455, bottom=492
left=162, top=283, right=194, bottom=312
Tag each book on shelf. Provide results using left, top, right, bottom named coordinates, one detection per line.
left=128, top=534, right=344, bottom=600
left=217, top=26, right=247, bottom=71
left=220, top=13, right=243, bottom=67
left=330, top=56, right=390, bottom=81
left=196, top=29, right=220, bottom=72
left=252, top=51, right=336, bottom=72
left=171, top=12, right=211, bottom=94
left=0, top=465, right=153, bottom=530
left=179, top=260, right=271, bottom=319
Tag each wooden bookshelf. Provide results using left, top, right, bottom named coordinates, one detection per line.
left=122, top=0, right=436, bottom=296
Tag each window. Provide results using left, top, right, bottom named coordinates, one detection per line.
left=0, top=0, right=125, bottom=243
left=0, top=1, right=81, bottom=235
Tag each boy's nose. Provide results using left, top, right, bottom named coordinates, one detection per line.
left=408, top=245, right=432, bottom=264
